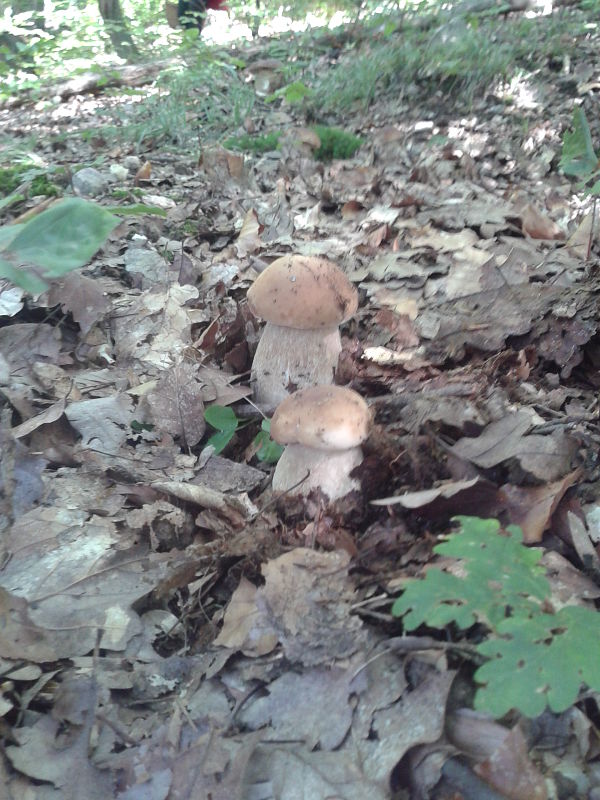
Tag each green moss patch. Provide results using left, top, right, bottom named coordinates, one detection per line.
left=223, top=132, right=281, bottom=154
left=312, top=126, right=362, bottom=161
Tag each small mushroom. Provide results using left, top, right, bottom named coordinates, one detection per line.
left=247, top=255, right=358, bottom=409
left=270, top=385, right=371, bottom=501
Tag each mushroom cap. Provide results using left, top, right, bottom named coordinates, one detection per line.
left=247, top=255, right=358, bottom=330
left=271, top=385, right=370, bottom=451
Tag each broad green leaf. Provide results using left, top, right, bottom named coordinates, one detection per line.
left=206, top=430, right=235, bottom=454
left=0, top=258, right=48, bottom=294
left=589, top=179, right=600, bottom=196
left=204, top=405, right=239, bottom=434
left=7, top=198, right=119, bottom=274
left=560, top=107, right=599, bottom=179
left=253, top=420, right=283, bottom=463
left=0, top=223, right=23, bottom=249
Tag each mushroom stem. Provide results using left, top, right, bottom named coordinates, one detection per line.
left=272, top=443, right=362, bottom=500
left=251, top=323, right=342, bottom=409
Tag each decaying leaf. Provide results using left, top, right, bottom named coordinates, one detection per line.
left=451, top=410, right=576, bottom=481
left=145, top=361, right=205, bottom=447
left=216, top=549, right=367, bottom=665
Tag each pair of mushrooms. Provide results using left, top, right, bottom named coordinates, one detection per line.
left=247, top=255, right=370, bottom=501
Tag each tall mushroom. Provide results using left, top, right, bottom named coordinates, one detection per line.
left=270, top=385, right=370, bottom=501
left=247, top=255, right=358, bottom=409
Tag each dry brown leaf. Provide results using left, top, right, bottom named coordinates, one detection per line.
left=111, top=284, right=198, bottom=367
left=521, top=203, right=564, bottom=240
left=474, top=724, right=547, bottom=800
left=245, top=741, right=388, bottom=800
left=216, top=548, right=366, bottom=665
left=566, top=212, right=594, bottom=259
left=6, top=715, right=113, bottom=798
left=202, top=145, right=245, bottom=182
left=65, top=393, right=133, bottom=454
left=0, top=588, right=57, bottom=662
left=359, top=669, right=456, bottom=783
left=238, top=667, right=355, bottom=750
left=213, top=577, right=279, bottom=655
left=235, top=208, right=263, bottom=257
left=135, top=159, right=152, bottom=183
left=45, top=272, right=110, bottom=336
left=146, top=361, right=205, bottom=447
left=2, top=508, right=167, bottom=658
left=451, top=410, right=576, bottom=481
left=11, top=399, right=67, bottom=439
left=448, top=710, right=547, bottom=800
left=499, top=469, right=581, bottom=543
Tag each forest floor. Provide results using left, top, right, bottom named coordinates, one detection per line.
left=1, top=7, right=600, bottom=799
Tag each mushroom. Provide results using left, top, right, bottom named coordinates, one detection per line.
left=270, top=385, right=371, bottom=500
left=247, top=255, right=358, bottom=409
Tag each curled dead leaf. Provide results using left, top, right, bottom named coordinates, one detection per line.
left=135, top=160, right=152, bottom=183
left=521, top=204, right=564, bottom=240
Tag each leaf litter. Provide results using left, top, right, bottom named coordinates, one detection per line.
left=2, top=12, right=600, bottom=800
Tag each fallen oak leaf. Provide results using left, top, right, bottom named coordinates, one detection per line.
left=521, top=204, right=565, bottom=240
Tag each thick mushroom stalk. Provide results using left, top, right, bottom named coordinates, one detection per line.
left=270, top=385, right=371, bottom=502
left=251, top=324, right=341, bottom=409
left=247, top=255, right=358, bottom=409
left=272, top=443, right=363, bottom=499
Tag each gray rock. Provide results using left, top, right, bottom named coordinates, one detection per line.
left=72, top=167, right=109, bottom=197
left=123, top=155, right=141, bottom=171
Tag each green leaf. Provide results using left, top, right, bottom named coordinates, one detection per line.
left=589, top=178, right=600, bottom=196
left=392, top=516, right=600, bottom=718
left=0, top=258, right=48, bottom=294
left=560, top=107, right=599, bottom=179
left=266, top=80, right=312, bottom=104
left=0, top=223, right=23, bottom=250
left=131, top=419, right=154, bottom=433
left=392, top=517, right=548, bottom=632
left=253, top=420, right=283, bottom=463
left=7, top=198, right=119, bottom=275
left=204, top=405, right=239, bottom=434
left=0, top=190, right=26, bottom=210
left=206, top=430, right=235, bottom=454
left=475, top=605, right=600, bottom=717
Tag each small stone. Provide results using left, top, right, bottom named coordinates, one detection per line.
left=124, top=155, right=142, bottom=171
left=109, top=164, right=128, bottom=181
left=72, top=167, right=109, bottom=197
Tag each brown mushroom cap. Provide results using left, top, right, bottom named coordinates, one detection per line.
left=247, top=255, right=358, bottom=330
left=271, top=385, right=370, bottom=451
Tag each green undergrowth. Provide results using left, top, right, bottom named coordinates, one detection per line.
left=224, top=126, right=361, bottom=161
left=105, top=203, right=168, bottom=217
left=0, top=165, right=62, bottom=204
left=204, top=405, right=283, bottom=462
left=312, top=11, right=583, bottom=113
left=312, top=125, right=362, bottom=160
left=224, top=131, right=281, bottom=154
left=392, top=517, right=600, bottom=718
left=101, top=57, right=255, bottom=150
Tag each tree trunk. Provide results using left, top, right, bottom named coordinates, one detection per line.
left=97, top=0, right=138, bottom=60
